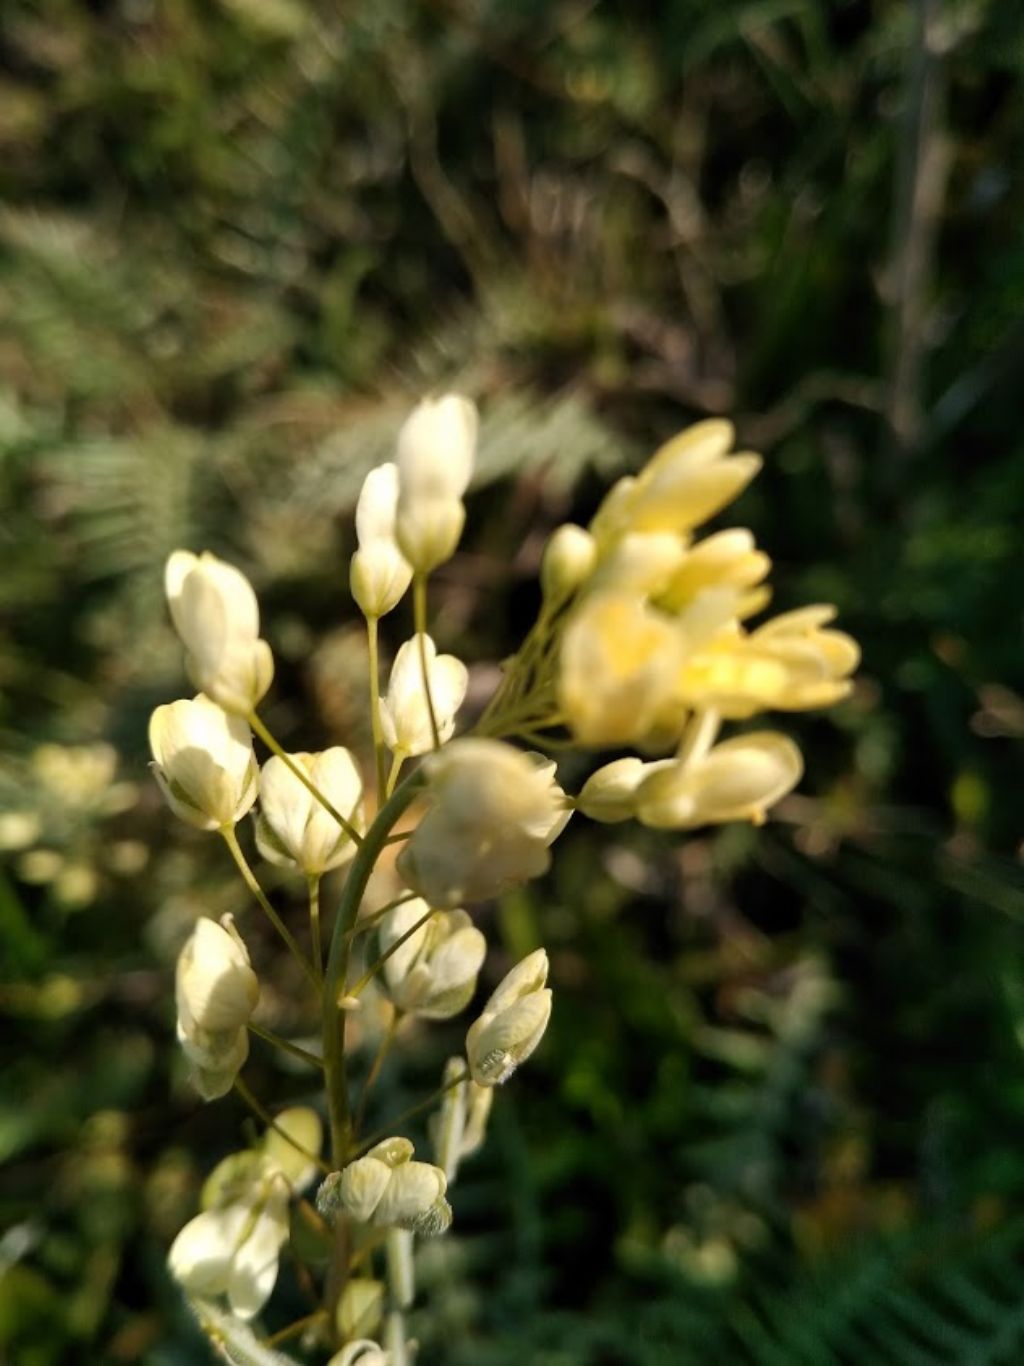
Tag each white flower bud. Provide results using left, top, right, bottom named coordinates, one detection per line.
left=261, top=1106, right=323, bottom=1191
left=350, top=464, right=413, bottom=619
left=460, top=1076, right=494, bottom=1158
left=397, top=740, right=569, bottom=908
left=466, top=948, right=552, bottom=1086
left=431, top=1058, right=494, bottom=1180
left=635, top=731, right=803, bottom=829
left=577, top=756, right=670, bottom=823
left=149, top=695, right=258, bottom=831
left=379, top=635, right=469, bottom=757
left=381, top=900, right=486, bottom=1020
left=254, top=748, right=365, bottom=875
left=395, top=394, right=478, bottom=573
left=541, top=523, right=597, bottom=601
left=338, top=1278, right=385, bottom=1341
left=176, top=915, right=258, bottom=1037
left=333, top=1139, right=451, bottom=1236
left=175, top=915, right=258, bottom=1101
left=165, top=551, right=274, bottom=715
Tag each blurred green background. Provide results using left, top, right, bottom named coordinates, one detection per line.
left=2, top=0, right=1023, bottom=1362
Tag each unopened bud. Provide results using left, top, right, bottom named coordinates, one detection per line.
left=466, top=949, right=552, bottom=1087
left=338, top=1278, right=385, bottom=1341
left=541, top=524, right=597, bottom=601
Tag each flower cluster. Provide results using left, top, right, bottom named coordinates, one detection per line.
left=546, top=419, right=859, bottom=829
left=149, top=395, right=857, bottom=1361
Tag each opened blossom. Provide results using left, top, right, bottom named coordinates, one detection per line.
left=633, top=732, right=804, bottom=829
left=321, top=1138, right=452, bottom=1237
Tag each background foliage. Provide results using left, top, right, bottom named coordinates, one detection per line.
left=2, top=0, right=1023, bottom=1361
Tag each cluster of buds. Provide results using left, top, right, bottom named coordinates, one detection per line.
left=150, top=393, right=858, bottom=1360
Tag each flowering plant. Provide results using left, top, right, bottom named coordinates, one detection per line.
left=153, top=397, right=858, bottom=1361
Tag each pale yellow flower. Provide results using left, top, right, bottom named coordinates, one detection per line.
left=591, top=419, right=760, bottom=543
left=380, top=899, right=486, bottom=1020
left=175, top=915, right=258, bottom=1100
left=350, top=463, right=413, bottom=619
left=467, top=948, right=552, bottom=1086
left=634, top=731, right=803, bottom=829
left=379, top=634, right=468, bottom=757
left=330, top=1137, right=451, bottom=1236
left=165, top=551, right=273, bottom=715
left=395, top=394, right=478, bottom=573
left=168, top=1109, right=321, bottom=1320
left=397, top=740, right=568, bottom=907
left=559, top=592, right=682, bottom=746
left=148, top=695, right=258, bottom=831
left=255, top=748, right=364, bottom=875
left=657, top=529, right=771, bottom=614
left=678, top=606, right=859, bottom=719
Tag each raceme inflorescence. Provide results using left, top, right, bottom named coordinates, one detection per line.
left=153, top=396, right=858, bottom=1362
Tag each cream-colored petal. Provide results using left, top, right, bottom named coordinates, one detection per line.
left=642, top=418, right=736, bottom=479
left=167, top=1205, right=248, bottom=1295
left=262, top=1107, right=323, bottom=1189
left=258, top=754, right=315, bottom=866
left=227, top=1192, right=288, bottom=1319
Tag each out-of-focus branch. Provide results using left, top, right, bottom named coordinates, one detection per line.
left=884, top=0, right=952, bottom=458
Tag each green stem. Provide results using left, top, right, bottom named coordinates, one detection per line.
left=248, top=711, right=364, bottom=847
left=345, top=890, right=419, bottom=941
left=220, top=827, right=320, bottom=992
left=351, top=1067, right=469, bottom=1160
left=266, top=1310, right=327, bottom=1348
left=248, top=1021, right=324, bottom=1071
left=233, top=1077, right=331, bottom=1175
left=386, top=751, right=405, bottom=798
left=676, top=708, right=720, bottom=770
left=413, top=574, right=441, bottom=750
left=346, top=908, right=436, bottom=1001
left=366, top=615, right=389, bottom=807
left=322, top=771, right=426, bottom=1168
left=308, top=874, right=323, bottom=978
left=354, top=1008, right=401, bottom=1138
